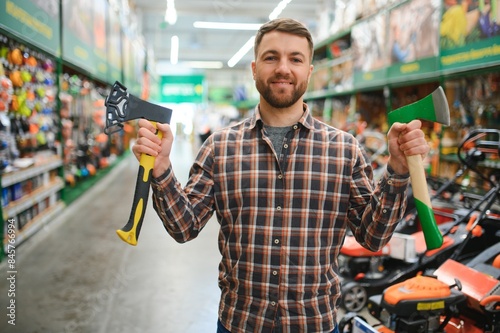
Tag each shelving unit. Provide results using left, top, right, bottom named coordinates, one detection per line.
left=306, top=0, right=500, bottom=180
left=1, top=156, right=62, bottom=188
left=1, top=154, right=65, bottom=248
left=0, top=0, right=142, bottom=261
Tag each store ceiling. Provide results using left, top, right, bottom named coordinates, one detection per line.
left=130, top=0, right=323, bottom=71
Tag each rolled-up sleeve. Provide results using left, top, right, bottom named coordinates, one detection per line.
left=350, top=159, right=410, bottom=251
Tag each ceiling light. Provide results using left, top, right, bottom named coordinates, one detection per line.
left=170, top=35, right=178, bottom=65
left=228, top=36, right=255, bottom=68
left=193, top=21, right=262, bottom=30
left=227, top=0, right=293, bottom=67
left=165, top=0, right=177, bottom=25
left=269, top=0, right=292, bottom=20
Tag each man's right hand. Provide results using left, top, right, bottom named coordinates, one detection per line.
left=132, top=119, right=174, bottom=178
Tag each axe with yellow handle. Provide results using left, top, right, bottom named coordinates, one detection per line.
left=104, top=81, right=172, bottom=245
left=388, top=86, right=450, bottom=250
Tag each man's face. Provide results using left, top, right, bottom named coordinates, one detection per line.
left=252, top=31, right=313, bottom=109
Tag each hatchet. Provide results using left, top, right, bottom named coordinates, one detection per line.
left=104, top=81, right=172, bottom=245
left=388, top=86, right=450, bottom=250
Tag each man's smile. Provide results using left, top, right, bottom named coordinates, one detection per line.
left=270, top=79, right=294, bottom=87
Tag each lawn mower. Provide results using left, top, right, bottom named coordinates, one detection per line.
left=338, top=129, right=500, bottom=313
left=338, top=242, right=500, bottom=333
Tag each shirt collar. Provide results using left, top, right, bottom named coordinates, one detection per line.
left=249, top=103, right=315, bottom=130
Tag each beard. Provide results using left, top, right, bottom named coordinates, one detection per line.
left=255, top=75, right=308, bottom=109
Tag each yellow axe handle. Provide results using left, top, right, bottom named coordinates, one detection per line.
left=116, top=122, right=162, bottom=245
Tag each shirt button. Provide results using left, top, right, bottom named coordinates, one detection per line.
left=283, top=144, right=288, bottom=149
left=274, top=239, right=280, bottom=244
left=271, top=301, right=276, bottom=306
left=272, top=270, right=278, bottom=275
left=383, top=209, right=388, bottom=213
left=276, top=206, right=282, bottom=211
left=278, top=174, right=283, bottom=179
left=293, top=125, right=298, bottom=130
left=387, top=180, right=393, bottom=185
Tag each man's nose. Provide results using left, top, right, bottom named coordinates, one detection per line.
left=275, top=59, right=291, bottom=74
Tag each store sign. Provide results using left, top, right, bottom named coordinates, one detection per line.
left=439, top=1, right=500, bottom=73
left=353, top=68, right=387, bottom=90
left=0, top=0, right=61, bottom=56
left=61, top=0, right=109, bottom=82
left=107, top=4, right=122, bottom=83
left=440, top=36, right=500, bottom=71
left=159, top=75, right=205, bottom=103
left=351, top=13, right=388, bottom=90
left=386, top=57, right=440, bottom=84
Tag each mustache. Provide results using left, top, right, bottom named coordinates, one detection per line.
left=268, top=75, right=295, bottom=83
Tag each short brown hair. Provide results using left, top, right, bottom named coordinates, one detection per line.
left=254, top=18, right=314, bottom=62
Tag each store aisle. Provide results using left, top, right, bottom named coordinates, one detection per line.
left=1, top=136, right=366, bottom=333
left=0, top=138, right=222, bottom=333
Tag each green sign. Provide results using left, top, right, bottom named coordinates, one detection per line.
left=439, top=0, right=500, bottom=72
left=0, top=0, right=61, bottom=56
left=61, top=0, right=109, bottom=82
left=353, top=68, right=387, bottom=90
left=386, top=56, right=440, bottom=84
left=92, top=0, right=108, bottom=82
left=160, top=75, right=205, bottom=103
left=440, top=36, right=500, bottom=72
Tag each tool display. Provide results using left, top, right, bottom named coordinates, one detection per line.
left=388, top=86, right=450, bottom=250
left=104, top=81, right=172, bottom=245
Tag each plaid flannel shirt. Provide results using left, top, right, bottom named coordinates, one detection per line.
left=151, top=104, right=409, bottom=333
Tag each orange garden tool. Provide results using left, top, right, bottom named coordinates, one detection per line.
left=388, top=87, right=450, bottom=250
left=105, top=81, right=172, bottom=245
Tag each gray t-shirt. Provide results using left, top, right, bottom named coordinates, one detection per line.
left=263, top=125, right=291, bottom=157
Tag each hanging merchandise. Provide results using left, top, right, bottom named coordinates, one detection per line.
left=0, top=34, right=59, bottom=161
left=0, top=32, right=64, bottom=248
left=0, top=66, right=15, bottom=171
left=59, top=72, right=112, bottom=190
left=0, top=72, right=13, bottom=112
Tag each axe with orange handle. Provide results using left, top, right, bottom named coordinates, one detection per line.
left=104, top=81, right=172, bottom=245
left=388, top=86, right=450, bottom=250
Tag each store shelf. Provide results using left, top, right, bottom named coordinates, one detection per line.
left=1, top=157, right=63, bottom=187
left=3, top=200, right=66, bottom=248
left=314, top=53, right=353, bottom=71
left=3, top=178, right=64, bottom=220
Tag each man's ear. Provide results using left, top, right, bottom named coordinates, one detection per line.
left=307, top=64, right=314, bottom=84
left=251, top=61, right=256, bottom=80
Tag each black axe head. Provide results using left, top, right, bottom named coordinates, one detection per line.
left=104, top=81, right=172, bottom=134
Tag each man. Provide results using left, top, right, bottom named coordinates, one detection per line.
left=132, top=18, right=429, bottom=333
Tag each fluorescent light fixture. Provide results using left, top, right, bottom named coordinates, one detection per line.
left=228, top=36, right=255, bottom=68
left=165, top=0, right=177, bottom=25
left=227, top=0, right=293, bottom=67
left=170, top=35, right=179, bottom=65
left=193, top=21, right=262, bottom=30
left=269, top=0, right=292, bottom=20
left=184, top=61, right=224, bottom=69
